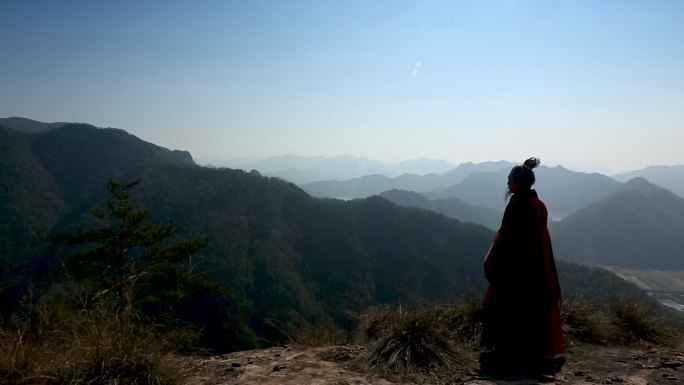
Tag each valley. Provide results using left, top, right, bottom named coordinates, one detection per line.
left=606, top=267, right=684, bottom=312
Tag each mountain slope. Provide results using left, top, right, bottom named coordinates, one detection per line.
left=613, top=165, right=684, bottom=199
left=0, top=121, right=497, bottom=349
left=0, top=126, right=66, bottom=272
left=302, top=174, right=399, bottom=198
left=115, top=163, right=494, bottom=316
left=535, top=166, right=624, bottom=218
left=379, top=189, right=502, bottom=230
left=552, top=178, right=684, bottom=269
left=31, top=123, right=194, bottom=203
left=0, top=123, right=196, bottom=283
left=424, top=168, right=511, bottom=212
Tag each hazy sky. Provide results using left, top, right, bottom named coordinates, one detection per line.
left=2, top=1, right=683, bottom=173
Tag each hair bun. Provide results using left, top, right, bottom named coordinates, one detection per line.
left=523, top=157, right=540, bottom=170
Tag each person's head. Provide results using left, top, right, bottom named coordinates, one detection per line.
left=507, top=157, right=540, bottom=194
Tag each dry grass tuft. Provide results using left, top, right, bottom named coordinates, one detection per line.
left=355, top=295, right=680, bottom=375
left=562, top=295, right=679, bottom=347
left=609, top=298, right=671, bottom=345
left=562, top=296, right=612, bottom=345
left=357, top=305, right=460, bottom=373
left=443, top=301, right=485, bottom=347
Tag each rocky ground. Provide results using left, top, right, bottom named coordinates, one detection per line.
left=176, top=342, right=684, bottom=385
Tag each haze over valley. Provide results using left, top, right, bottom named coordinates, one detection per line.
left=2, top=117, right=684, bottom=318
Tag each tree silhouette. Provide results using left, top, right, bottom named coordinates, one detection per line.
left=50, top=178, right=213, bottom=326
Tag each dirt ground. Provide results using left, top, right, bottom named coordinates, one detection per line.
left=175, top=341, right=684, bottom=385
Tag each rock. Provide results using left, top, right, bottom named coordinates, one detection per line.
left=660, top=360, right=683, bottom=369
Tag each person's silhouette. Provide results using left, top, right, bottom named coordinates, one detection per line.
left=480, top=157, right=564, bottom=379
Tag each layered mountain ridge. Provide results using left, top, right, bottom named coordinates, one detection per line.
left=0, top=117, right=676, bottom=351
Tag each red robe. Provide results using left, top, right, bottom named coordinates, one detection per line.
left=482, top=189, right=563, bottom=357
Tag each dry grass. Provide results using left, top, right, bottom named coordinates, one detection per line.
left=357, top=304, right=460, bottom=373
left=356, top=296, right=681, bottom=375
left=562, top=295, right=679, bottom=347
left=609, top=298, right=672, bottom=345
left=0, top=292, right=180, bottom=385
left=264, top=315, right=347, bottom=348
left=562, top=296, right=613, bottom=345
left=286, top=320, right=347, bottom=347
left=442, top=301, right=484, bottom=347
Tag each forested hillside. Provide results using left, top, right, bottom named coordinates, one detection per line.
left=0, top=121, right=661, bottom=353
left=0, top=123, right=194, bottom=267
left=0, top=122, right=496, bottom=350
left=551, top=177, right=684, bottom=269
left=379, top=189, right=502, bottom=230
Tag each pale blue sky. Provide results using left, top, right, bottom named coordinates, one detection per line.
left=2, top=1, right=683, bottom=172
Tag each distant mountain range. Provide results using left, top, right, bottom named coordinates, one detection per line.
left=381, top=174, right=684, bottom=269
left=301, top=161, right=515, bottom=199
left=424, top=166, right=625, bottom=219
left=224, top=154, right=459, bottom=183
left=236, top=154, right=684, bottom=214
left=1, top=116, right=666, bottom=350
left=613, top=165, right=684, bottom=199
left=301, top=162, right=684, bottom=223
left=301, top=165, right=626, bottom=220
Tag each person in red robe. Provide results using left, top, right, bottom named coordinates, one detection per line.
left=480, top=157, right=564, bottom=376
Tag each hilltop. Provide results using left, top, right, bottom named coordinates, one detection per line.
left=178, top=343, right=684, bottom=385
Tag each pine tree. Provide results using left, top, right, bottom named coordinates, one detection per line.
left=50, top=178, right=213, bottom=326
